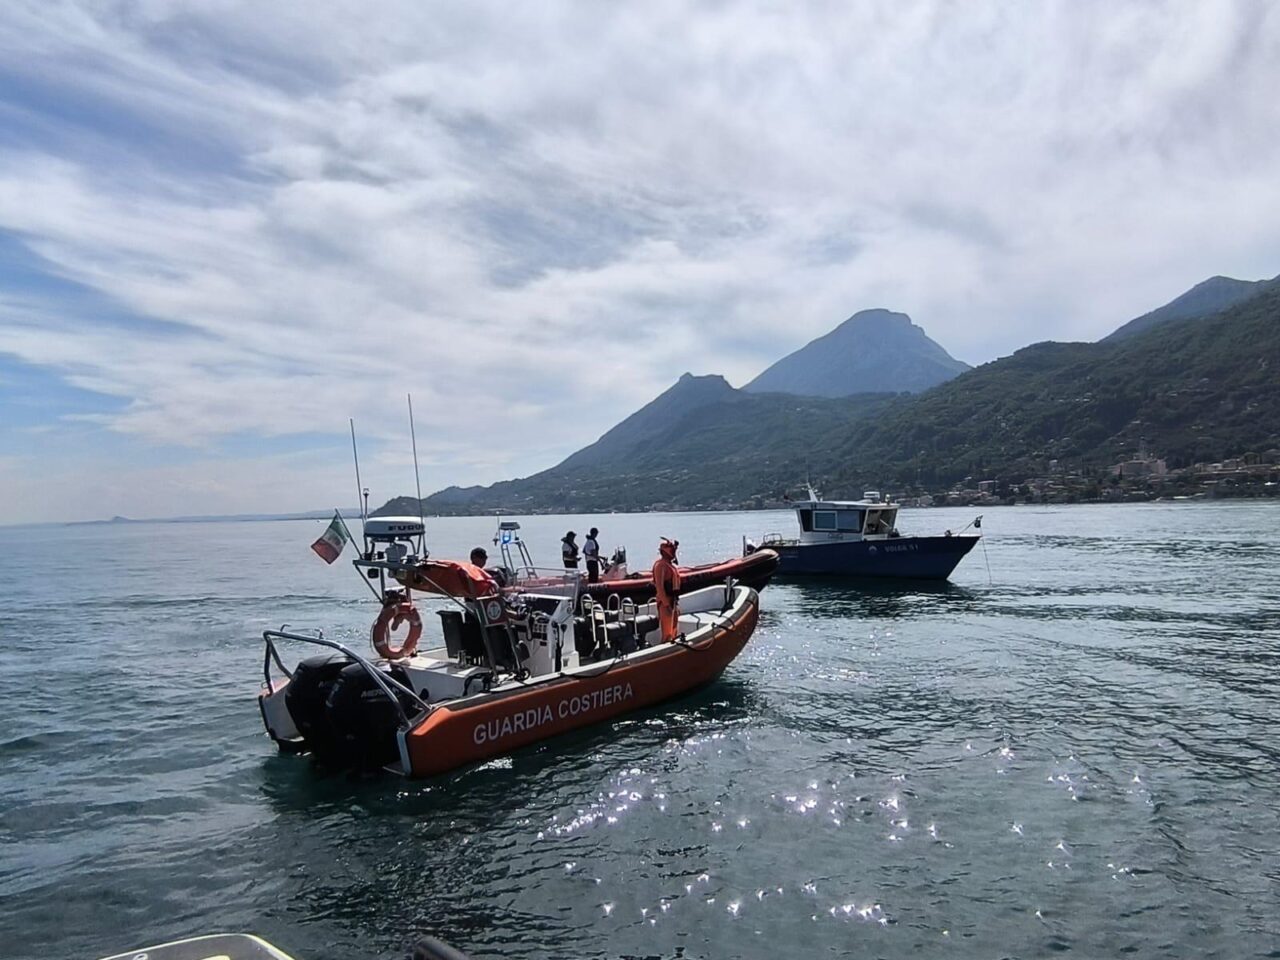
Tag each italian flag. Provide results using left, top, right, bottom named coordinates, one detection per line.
left=310, top=512, right=349, bottom=564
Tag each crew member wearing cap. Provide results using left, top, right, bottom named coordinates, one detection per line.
left=561, top=531, right=580, bottom=570
left=652, top=538, right=682, bottom=643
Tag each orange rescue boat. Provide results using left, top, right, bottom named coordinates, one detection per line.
left=258, top=558, right=760, bottom=777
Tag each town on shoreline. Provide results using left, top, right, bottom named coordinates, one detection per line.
left=624, top=449, right=1280, bottom=513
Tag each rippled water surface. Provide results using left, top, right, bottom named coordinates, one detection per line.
left=3, top=504, right=1280, bottom=959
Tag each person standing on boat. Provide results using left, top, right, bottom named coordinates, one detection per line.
left=583, top=527, right=602, bottom=583
left=561, top=531, right=580, bottom=570
left=652, top=538, right=682, bottom=643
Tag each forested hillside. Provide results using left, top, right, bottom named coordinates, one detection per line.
left=376, top=279, right=1280, bottom=514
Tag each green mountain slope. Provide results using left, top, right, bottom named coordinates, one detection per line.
left=1102, top=274, right=1277, bottom=342
left=378, top=378, right=898, bottom=514
left=827, top=280, right=1280, bottom=489
left=557, top=373, right=741, bottom=470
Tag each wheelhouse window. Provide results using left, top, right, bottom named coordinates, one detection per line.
left=864, top=509, right=897, bottom=534
left=836, top=509, right=865, bottom=532
left=813, top=511, right=837, bottom=531
left=798, top=509, right=813, bottom=532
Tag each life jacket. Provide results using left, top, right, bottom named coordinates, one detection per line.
left=562, top=539, right=578, bottom=562
left=584, top=536, right=600, bottom=559
left=652, top=556, right=681, bottom=605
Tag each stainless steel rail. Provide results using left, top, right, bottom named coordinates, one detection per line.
left=261, top=628, right=431, bottom=730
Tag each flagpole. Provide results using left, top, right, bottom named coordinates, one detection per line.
left=335, top=509, right=360, bottom=548
left=334, top=509, right=381, bottom=599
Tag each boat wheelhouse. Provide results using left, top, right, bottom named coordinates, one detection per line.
left=788, top=490, right=902, bottom=542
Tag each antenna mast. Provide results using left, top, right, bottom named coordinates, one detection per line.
left=349, top=418, right=366, bottom=533
left=407, top=394, right=428, bottom=535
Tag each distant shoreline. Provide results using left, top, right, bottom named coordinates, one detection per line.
left=1, top=494, right=1275, bottom=531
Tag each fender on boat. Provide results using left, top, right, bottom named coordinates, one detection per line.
left=584, top=549, right=779, bottom=603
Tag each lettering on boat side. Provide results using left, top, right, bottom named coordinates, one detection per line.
left=473, top=683, right=636, bottom=745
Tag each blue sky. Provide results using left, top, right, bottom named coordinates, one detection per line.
left=2, top=1, right=1280, bottom=523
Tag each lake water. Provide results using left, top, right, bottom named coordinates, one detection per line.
left=2, top=503, right=1279, bottom=959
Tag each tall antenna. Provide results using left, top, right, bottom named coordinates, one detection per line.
left=349, top=418, right=366, bottom=532
left=407, top=393, right=428, bottom=534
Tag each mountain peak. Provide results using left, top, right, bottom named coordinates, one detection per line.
left=744, top=309, right=969, bottom=397
left=836, top=308, right=912, bottom=329
left=672, top=371, right=733, bottom=392
left=554, top=372, right=740, bottom=472
left=1103, top=273, right=1279, bottom=342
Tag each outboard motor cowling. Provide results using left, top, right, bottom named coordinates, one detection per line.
left=324, top=663, right=415, bottom=772
left=284, top=654, right=353, bottom=762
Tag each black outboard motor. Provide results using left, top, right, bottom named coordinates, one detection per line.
left=284, top=654, right=353, bottom=764
left=285, top=655, right=417, bottom=772
left=324, top=662, right=413, bottom=772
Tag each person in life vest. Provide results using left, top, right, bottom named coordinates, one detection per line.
left=561, top=531, right=580, bottom=570
left=652, top=537, right=682, bottom=643
left=583, top=527, right=601, bottom=583
left=469, top=546, right=508, bottom=587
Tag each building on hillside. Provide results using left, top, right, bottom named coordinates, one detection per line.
left=1112, top=452, right=1168, bottom=480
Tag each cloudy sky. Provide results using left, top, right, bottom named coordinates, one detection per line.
left=2, top=1, right=1279, bottom=523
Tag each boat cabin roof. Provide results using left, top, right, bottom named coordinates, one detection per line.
left=793, top=498, right=896, bottom=511
left=790, top=498, right=898, bottom=537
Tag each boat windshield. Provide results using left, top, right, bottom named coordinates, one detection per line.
left=799, top=507, right=868, bottom=533
left=863, top=509, right=898, bottom=534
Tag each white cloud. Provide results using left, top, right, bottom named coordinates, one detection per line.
left=1, top=0, right=1279, bottom=522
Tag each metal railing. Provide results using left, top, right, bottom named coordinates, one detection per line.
left=261, top=628, right=431, bottom=731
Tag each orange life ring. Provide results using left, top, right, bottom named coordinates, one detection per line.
left=372, top=601, right=422, bottom=659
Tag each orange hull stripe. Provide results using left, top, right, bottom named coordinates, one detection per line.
left=405, top=602, right=758, bottom=776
